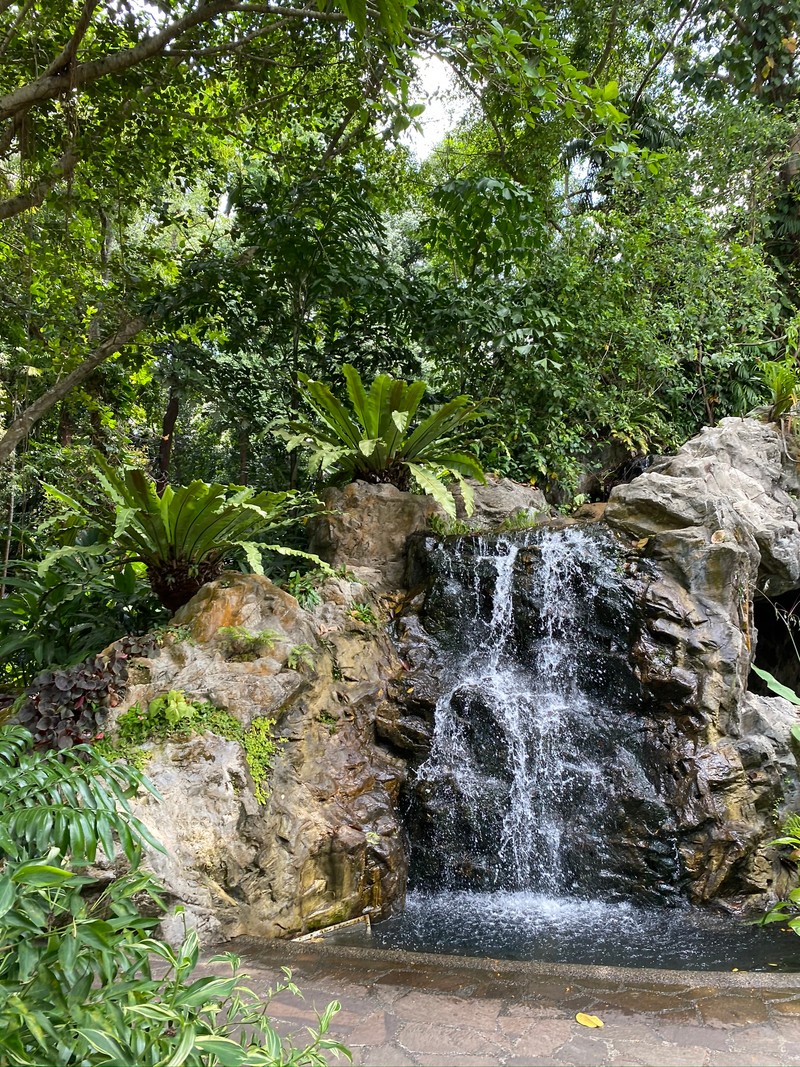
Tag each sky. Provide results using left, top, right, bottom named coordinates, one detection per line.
left=404, top=55, right=469, bottom=159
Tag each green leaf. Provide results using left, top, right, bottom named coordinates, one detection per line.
left=193, top=1036, right=249, bottom=1066
left=76, top=1028, right=132, bottom=1062
left=752, top=665, right=800, bottom=705
left=405, top=462, right=457, bottom=518
left=11, top=862, right=75, bottom=887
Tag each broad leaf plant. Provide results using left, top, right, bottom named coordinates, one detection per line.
left=277, top=365, right=488, bottom=518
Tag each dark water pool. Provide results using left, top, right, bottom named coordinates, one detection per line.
left=325, top=891, right=800, bottom=972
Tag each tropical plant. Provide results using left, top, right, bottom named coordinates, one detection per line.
left=218, top=626, right=281, bottom=661
left=0, top=549, right=163, bottom=690
left=286, top=644, right=316, bottom=672
left=0, top=724, right=350, bottom=1066
left=751, top=665, right=800, bottom=744
left=760, top=813, right=800, bottom=934
left=277, top=365, right=487, bottom=517
left=760, top=359, right=800, bottom=422
left=15, top=644, right=141, bottom=753
left=40, top=457, right=317, bottom=612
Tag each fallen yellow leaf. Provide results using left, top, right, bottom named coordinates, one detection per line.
left=635, top=537, right=649, bottom=549
left=575, top=1013, right=604, bottom=1029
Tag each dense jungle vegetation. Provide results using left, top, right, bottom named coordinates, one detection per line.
left=1, top=4, right=800, bottom=1062
left=0, top=0, right=798, bottom=688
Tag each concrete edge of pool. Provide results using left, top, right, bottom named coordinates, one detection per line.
left=230, top=935, right=800, bottom=994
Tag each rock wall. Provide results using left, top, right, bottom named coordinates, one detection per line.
left=310, top=477, right=549, bottom=589
left=606, top=418, right=800, bottom=907
left=108, top=573, right=407, bottom=944
left=104, top=442, right=800, bottom=939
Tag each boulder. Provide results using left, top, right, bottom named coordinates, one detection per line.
left=309, top=482, right=437, bottom=590
left=107, top=572, right=408, bottom=943
left=605, top=418, right=800, bottom=907
left=310, top=477, right=550, bottom=591
left=607, top=418, right=800, bottom=595
left=453, top=475, right=549, bottom=527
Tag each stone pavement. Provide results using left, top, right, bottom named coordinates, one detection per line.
left=199, top=938, right=800, bottom=1067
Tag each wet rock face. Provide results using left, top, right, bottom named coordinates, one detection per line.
left=606, top=419, right=800, bottom=908
left=110, top=573, right=408, bottom=944
left=385, top=422, right=800, bottom=913
left=386, top=528, right=687, bottom=906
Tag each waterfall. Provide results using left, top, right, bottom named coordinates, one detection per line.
left=409, top=524, right=679, bottom=902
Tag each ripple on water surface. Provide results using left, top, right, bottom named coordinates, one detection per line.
left=327, top=891, right=800, bottom=972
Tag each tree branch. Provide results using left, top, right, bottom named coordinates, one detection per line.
left=0, top=148, right=80, bottom=221
left=589, top=2, right=619, bottom=86
left=630, top=0, right=700, bottom=113
left=44, top=0, right=99, bottom=78
left=0, top=0, right=35, bottom=63
left=0, top=0, right=238, bottom=121
left=0, top=316, right=148, bottom=465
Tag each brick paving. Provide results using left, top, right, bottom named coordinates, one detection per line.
left=198, top=938, right=800, bottom=1066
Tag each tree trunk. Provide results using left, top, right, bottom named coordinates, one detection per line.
left=0, top=315, right=147, bottom=466
left=57, top=402, right=73, bottom=446
left=156, top=386, right=180, bottom=495
left=238, top=421, right=249, bottom=486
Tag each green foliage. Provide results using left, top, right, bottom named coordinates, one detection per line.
left=751, top=666, right=800, bottom=744
left=242, top=718, right=287, bottom=805
left=428, top=514, right=473, bottom=537
left=761, top=360, right=800, bottom=421
left=760, top=814, right=800, bottom=933
left=277, top=365, right=487, bottom=518
left=282, top=570, right=325, bottom=610
left=0, top=551, right=163, bottom=690
left=317, top=710, right=339, bottom=735
left=114, top=694, right=244, bottom=748
left=40, top=457, right=313, bottom=612
left=0, top=725, right=349, bottom=1065
left=218, top=626, right=281, bottom=661
left=498, top=509, right=547, bottom=532
left=150, top=623, right=194, bottom=647
left=286, top=644, right=316, bottom=671
left=347, top=603, right=378, bottom=626
left=0, top=724, right=162, bottom=867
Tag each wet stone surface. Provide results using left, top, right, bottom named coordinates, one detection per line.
left=197, top=939, right=800, bottom=1067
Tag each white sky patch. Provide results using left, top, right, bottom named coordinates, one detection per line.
left=402, top=55, right=470, bottom=160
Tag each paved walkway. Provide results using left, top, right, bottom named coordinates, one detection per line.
left=200, top=938, right=800, bottom=1066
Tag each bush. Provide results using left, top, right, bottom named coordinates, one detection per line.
left=276, top=364, right=487, bottom=517
left=0, top=725, right=350, bottom=1066
left=40, top=458, right=318, bottom=612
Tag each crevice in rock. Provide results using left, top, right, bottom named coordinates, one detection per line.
left=752, top=588, right=800, bottom=696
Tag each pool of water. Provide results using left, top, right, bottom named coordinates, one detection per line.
left=325, top=890, right=800, bottom=972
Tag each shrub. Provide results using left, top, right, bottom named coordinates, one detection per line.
left=15, top=640, right=148, bottom=752
left=0, top=550, right=163, bottom=690
left=40, top=458, right=318, bottom=612
left=276, top=364, right=487, bottom=517
left=0, top=725, right=350, bottom=1066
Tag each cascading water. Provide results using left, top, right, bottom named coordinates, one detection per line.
left=409, top=524, right=675, bottom=901
left=330, top=524, right=800, bottom=969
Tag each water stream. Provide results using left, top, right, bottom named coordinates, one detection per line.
left=408, top=525, right=673, bottom=901
left=329, top=525, right=800, bottom=970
